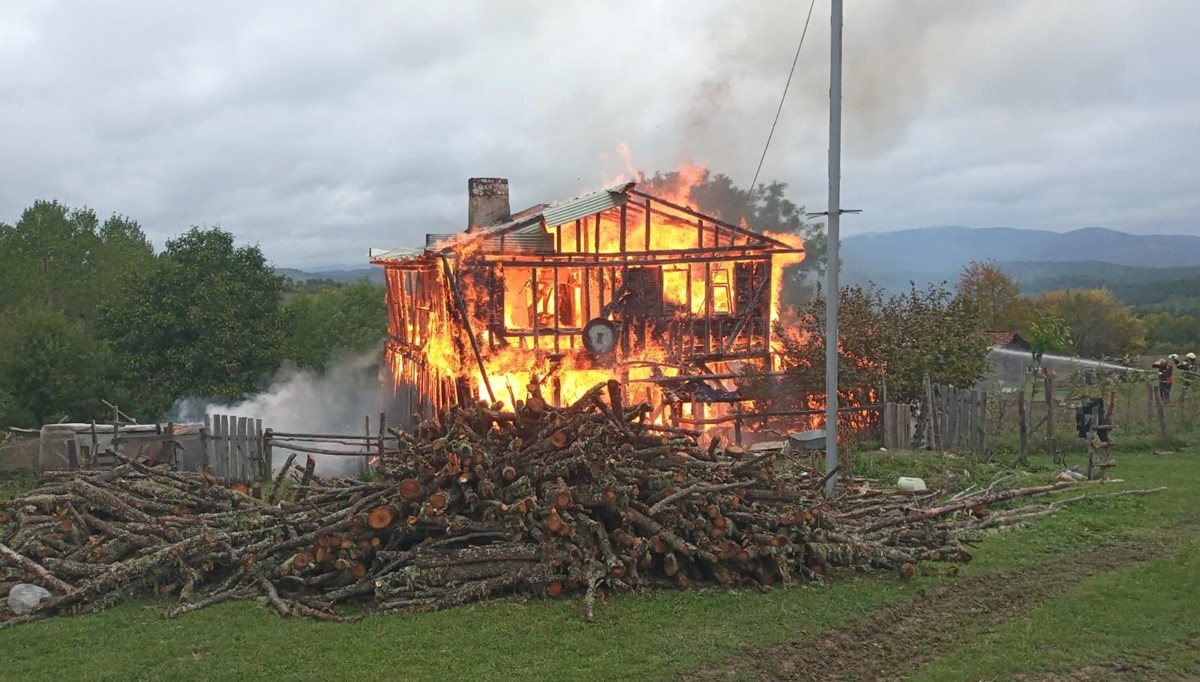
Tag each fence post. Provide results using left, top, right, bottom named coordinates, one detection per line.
left=1044, top=375, right=1056, bottom=462
left=89, top=421, right=98, bottom=468
left=977, top=390, right=987, bottom=456
left=238, top=417, right=249, bottom=482
left=254, top=419, right=264, bottom=479
left=882, top=403, right=892, bottom=449
left=1017, top=387, right=1028, bottom=464
left=950, top=389, right=960, bottom=453
left=1152, top=383, right=1172, bottom=442
left=924, top=375, right=937, bottom=450
left=219, top=414, right=231, bottom=480
left=163, top=422, right=176, bottom=467
left=377, top=411, right=386, bottom=470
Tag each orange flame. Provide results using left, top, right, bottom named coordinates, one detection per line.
left=386, top=151, right=822, bottom=438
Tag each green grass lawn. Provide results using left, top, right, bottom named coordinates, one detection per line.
left=2, top=449, right=1198, bottom=682
left=913, top=539, right=1200, bottom=682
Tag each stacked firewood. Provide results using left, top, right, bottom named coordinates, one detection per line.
left=1, top=381, right=1082, bottom=627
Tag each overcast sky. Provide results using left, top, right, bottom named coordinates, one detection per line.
left=2, top=0, right=1197, bottom=268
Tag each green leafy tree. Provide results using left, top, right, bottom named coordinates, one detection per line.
left=1142, top=312, right=1200, bottom=354
left=1028, top=314, right=1073, bottom=366
left=285, top=280, right=388, bottom=371
left=761, top=282, right=989, bottom=406
left=876, top=283, right=991, bottom=400
left=97, top=228, right=289, bottom=417
left=761, top=284, right=883, bottom=410
left=0, top=308, right=114, bottom=425
left=956, top=260, right=1033, bottom=332
left=0, top=201, right=153, bottom=320
left=1037, top=288, right=1145, bottom=358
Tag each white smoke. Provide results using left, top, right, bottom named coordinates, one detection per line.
left=173, top=348, right=388, bottom=475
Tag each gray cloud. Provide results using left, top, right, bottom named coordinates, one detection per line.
left=1, top=0, right=1197, bottom=268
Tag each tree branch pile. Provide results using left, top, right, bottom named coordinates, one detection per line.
left=1, top=381, right=1116, bottom=626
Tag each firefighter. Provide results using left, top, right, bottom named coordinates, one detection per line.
left=1156, top=358, right=1173, bottom=402
left=1180, top=352, right=1197, bottom=396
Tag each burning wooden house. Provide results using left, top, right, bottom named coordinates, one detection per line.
left=371, top=176, right=804, bottom=435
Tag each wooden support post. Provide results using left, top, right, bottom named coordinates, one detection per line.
left=378, top=412, right=386, bottom=458
left=236, top=417, right=248, bottom=482
left=1147, top=383, right=1153, bottom=424
left=977, top=390, right=987, bottom=456
left=89, top=420, right=98, bottom=468
left=704, top=260, right=713, bottom=355
left=552, top=264, right=560, bottom=354
left=220, top=414, right=231, bottom=480
left=203, top=415, right=212, bottom=474
left=1152, top=382, right=1172, bottom=442
left=734, top=403, right=743, bottom=446
left=162, top=421, right=175, bottom=467
left=1044, top=374, right=1056, bottom=462
left=883, top=402, right=894, bottom=450
left=263, top=427, right=273, bottom=478
left=1086, top=438, right=1096, bottom=480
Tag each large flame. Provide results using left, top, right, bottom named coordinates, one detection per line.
left=386, top=155, right=821, bottom=437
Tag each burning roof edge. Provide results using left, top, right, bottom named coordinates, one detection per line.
left=370, top=182, right=636, bottom=262
left=368, top=179, right=802, bottom=263
left=541, top=181, right=635, bottom=228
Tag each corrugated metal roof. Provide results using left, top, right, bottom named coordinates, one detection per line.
left=369, top=246, right=425, bottom=262
left=465, top=217, right=554, bottom=254
left=425, top=234, right=458, bottom=250
left=472, top=217, right=555, bottom=254
left=389, top=182, right=638, bottom=258
left=541, top=182, right=634, bottom=227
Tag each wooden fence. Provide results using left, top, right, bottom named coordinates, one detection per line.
left=880, top=402, right=913, bottom=450
left=203, top=414, right=268, bottom=482
left=196, top=412, right=403, bottom=483
left=919, top=383, right=988, bottom=455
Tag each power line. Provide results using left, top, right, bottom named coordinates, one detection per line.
left=749, top=0, right=818, bottom=194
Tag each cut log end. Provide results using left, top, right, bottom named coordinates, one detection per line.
left=427, top=491, right=448, bottom=512
left=552, top=490, right=573, bottom=510
left=397, top=478, right=424, bottom=501
left=368, top=506, right=396, bottom=530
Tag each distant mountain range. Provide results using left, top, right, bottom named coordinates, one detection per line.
left=276, top=266, right=383, bottom=286
left=276, top=226, right=1200, bottom=306
left=841, top=226, right=1200, bottom=294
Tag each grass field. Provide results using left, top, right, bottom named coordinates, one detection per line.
left=3, top=449, right=1199, bottom=681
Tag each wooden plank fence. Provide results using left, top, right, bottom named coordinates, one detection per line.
left=918, top=383, right=988, bottom=455
left=203, top=414, right=267, bottom=483
left=881, top=402, right=912, bottom=450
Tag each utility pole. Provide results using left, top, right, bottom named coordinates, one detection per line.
left=824, top=0, right=843, bottom=498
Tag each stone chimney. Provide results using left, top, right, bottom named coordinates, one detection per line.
left=467, top=178, right=511, bottom=228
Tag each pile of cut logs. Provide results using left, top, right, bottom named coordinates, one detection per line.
left=1, top=381, right=1085, bottom=626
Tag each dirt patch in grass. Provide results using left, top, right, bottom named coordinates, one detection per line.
left=693, top=519, right=1200, bottom=681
